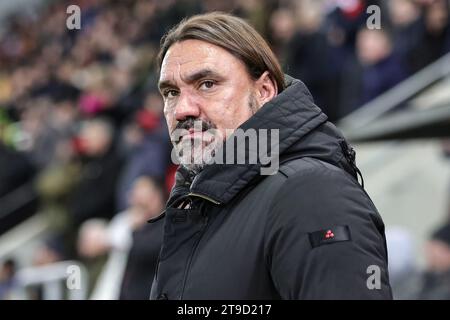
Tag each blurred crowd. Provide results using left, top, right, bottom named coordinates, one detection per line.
left=1, top=0, right=450, bottom=299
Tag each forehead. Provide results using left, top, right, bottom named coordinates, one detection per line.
left=159, top=39, right=246, bottom=81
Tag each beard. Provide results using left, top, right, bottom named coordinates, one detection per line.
left=171, top=94, right=259, bottom=175
left=172, top=117, right=221, bottom=175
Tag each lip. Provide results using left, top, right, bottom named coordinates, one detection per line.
left=180, top=129, right=205, bottom=140
left=187, top=131, right=205, bottom=138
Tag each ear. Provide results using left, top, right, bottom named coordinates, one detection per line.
left=254, top=71, right=278, bottom=106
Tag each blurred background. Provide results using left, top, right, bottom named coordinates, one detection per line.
left=1, top=0, right=450, bottom=300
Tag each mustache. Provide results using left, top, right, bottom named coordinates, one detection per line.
left=171, top=117, right=216, bottom=142
left=172, top=117, right=215, bottom=133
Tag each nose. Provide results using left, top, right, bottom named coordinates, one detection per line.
left=174, top=92, right=201, bottom=122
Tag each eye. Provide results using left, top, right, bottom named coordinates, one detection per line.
left=163, top=89, right=179, bottom=98
left=199, top=80, right=215, bottom=90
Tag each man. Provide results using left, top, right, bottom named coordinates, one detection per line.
left=149, top=12, right=392, bottom=299
left=79, top=176, right=165, bottom=300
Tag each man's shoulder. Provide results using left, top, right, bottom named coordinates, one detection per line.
left=250, top=157, right=359, bottom=214
left=256, top=156, right=356, bottom=198
left=277, top=156, right=353, bottom=183
left=269, top=157, right=376, bottom=225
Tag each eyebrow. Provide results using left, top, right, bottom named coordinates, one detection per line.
left=158, top=68, right=223, bottom=92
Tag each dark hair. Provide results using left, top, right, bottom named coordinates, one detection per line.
left=158, top=12, right=285, bottom=92
left=134, top=175, right=168, bottom=202
left=431, top=223, right=450, bottom=247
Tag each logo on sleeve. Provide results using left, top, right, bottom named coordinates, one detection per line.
left=308, top=225, right=351, bottom=248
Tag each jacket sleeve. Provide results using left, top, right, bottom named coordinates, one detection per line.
left=264, top=161, right=393, bottom=299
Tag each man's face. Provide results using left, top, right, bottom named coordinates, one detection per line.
left=159, top=39, right=259, bottom=172
left=425, top=240, right=450, bottom=273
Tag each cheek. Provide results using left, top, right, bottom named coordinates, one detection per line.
left=203, top=87, right=252, bottom=130
left=164, top=109, right=176, bottom=130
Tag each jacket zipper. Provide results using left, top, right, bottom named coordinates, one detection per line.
left=179, top=214, right=208, bottom=299
left=179, top=193, right=219, bottom=299
left=188, top=192, right=221, bottom=205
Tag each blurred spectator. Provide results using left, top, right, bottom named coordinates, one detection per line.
left=385, top=227, right=421, bottom=299
left=68, top=118, right=122, bottom=227
left=119, top=176, right=165, bottom=300
left=416, top=223, right=450, bottom=299
left=79, top=176, right=165, bottom=299
left=284, top=0, right=341, bottom=121
left=323, top=0, right=373, bottom=54
left=20, top=96, right=79, bottom=173
left=339, top=28, right=408, bottom=116
left=32, top=238, right=67, bottom=267
left=356, top=28, right=408, bottom=103
left=409, top=0, right=450, bottom=73
left=0, top=259, right=19, bottom=300
left=388, top=0, right=423, bottom=68
left=269, top=7, right=297, bottom=60
left=76, top=218, right=109, bottom=293
left=116, top=90, right=170, bottom=211
left=24, top=238, right=68, bottom=300
left=35, top=135, right=80, bottom=238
